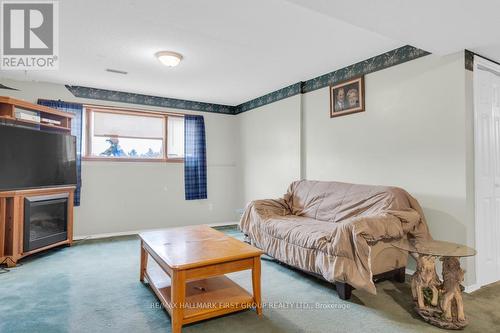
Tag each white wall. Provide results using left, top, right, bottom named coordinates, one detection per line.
left=238, top=95, right=301, bottom=204
left=304, top=53, right=469, bottom=241
left=237, top=53, right=477, bottom=286
left=303, top=53, right=475, bottom=284
left=0, top=78, right=241, bottom=237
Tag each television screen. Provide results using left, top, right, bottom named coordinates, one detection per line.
left=0, top=124, right=77, bottom=191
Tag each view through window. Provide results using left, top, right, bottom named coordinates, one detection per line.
left=84, top=107, right=184, bottom=161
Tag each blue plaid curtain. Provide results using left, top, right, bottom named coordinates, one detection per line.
left=38, top=99, right=83, bottom=206
left=184, top=115, right=207, bottom=200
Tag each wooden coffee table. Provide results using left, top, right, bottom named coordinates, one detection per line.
left=139, top=225, right=263, bottom=333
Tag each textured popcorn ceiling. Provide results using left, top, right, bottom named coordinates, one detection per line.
left=288, top=0, right=500, bottom=60
left=3, top=0, right=497, bottom=105
left=0, top=0, right=402, bottom=105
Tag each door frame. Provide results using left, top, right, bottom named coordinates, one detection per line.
left=474, top=55, right=500, bottom=288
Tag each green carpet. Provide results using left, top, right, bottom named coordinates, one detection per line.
left=1, top=226, right=499, bottom=333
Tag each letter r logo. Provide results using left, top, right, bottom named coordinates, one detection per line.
left=2, top=1, right=54, bottom=55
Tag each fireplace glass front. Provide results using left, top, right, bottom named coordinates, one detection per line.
left=24, top=193, right=68, bottom=252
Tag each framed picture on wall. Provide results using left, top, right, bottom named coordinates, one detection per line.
left=329, top=76, right=365, bottom=118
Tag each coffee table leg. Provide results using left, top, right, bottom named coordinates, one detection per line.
left=171, top=271, right=186, bottom=333
left=252, top=256, right=262, bottom=316
left=140, top=241, right=148, bottom=282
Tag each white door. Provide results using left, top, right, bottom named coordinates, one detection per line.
left=474, top=56, right=500, bottom=287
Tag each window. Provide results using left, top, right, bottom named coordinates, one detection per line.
left=167, top=115, right=184, bottom=158
left=84, top=107, right=184, bottom=162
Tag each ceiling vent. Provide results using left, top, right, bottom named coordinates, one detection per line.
left=105, top=68, right=128, bottom=75
left=0, top=83, right=19, bottom=91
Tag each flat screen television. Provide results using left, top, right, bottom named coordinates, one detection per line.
left=0, top=124, right=77, bottom=191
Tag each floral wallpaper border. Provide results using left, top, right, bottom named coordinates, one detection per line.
left=465, top=50, right=474, bottom=71
left=66, top=45, right=430, bottom=115
left=65, top=85, right=235, bottom=115
left=234, top=45, right=430, bottom=114
left=301, top=45, right=429, bottom=94
left=465, top=49, right=500, bottom=72
left=235, top=83, right=301, bottom=114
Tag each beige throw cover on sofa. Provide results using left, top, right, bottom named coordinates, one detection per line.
left=239, top=180, right=431, bottom=294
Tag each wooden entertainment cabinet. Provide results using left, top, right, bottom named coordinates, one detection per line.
left=0, top=97, right=77, bottom=268
left=0, top=96, right=74, bottom=132
left=0, top=186, right=75, bottom=267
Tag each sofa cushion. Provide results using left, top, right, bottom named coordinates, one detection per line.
left=261, top=215, right=335, bottom=253
left=287, top=180, right=413, bottom=222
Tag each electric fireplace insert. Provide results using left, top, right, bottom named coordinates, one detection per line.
left=23, top=193, right=69, bottom=252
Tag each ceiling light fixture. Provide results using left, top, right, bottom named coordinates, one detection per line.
left=155, top=51, right=183, bottom=67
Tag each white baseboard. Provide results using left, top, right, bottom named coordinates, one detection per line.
left=74, top=230, right=138, bottom=240
left=208, top=221, right=239, bottom=228
left=464, top=284, right=481, bottom=293
left=74, top=221, right=238, bottom=240
left=405, top=268, right=415, bottom=275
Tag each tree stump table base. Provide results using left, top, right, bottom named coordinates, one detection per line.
left=414, top=304, right=468, bottom=330
left=391, top=239, right=476, bottom=330
left=410, top=256, right=469, bottom=330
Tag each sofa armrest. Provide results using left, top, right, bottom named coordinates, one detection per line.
left=239, top=198, right=291, bottom=234
left=250, top=198, right=291, bottom=217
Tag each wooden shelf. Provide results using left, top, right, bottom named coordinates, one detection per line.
left=0, top=115, right=71, bottom=132
left=145, top=259, right=254, bottom=323
left=0, top=97, right=74, bottom=118
left=0, top=96, right=73, bottom=132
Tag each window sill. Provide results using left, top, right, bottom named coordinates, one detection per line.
left=82, top=156, right=184, bottom=163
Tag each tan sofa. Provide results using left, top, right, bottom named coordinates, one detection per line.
left=239, top=180, right=430, bottom=299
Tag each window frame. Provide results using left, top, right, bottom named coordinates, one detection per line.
left=83, top=106, right=184, bottom=163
